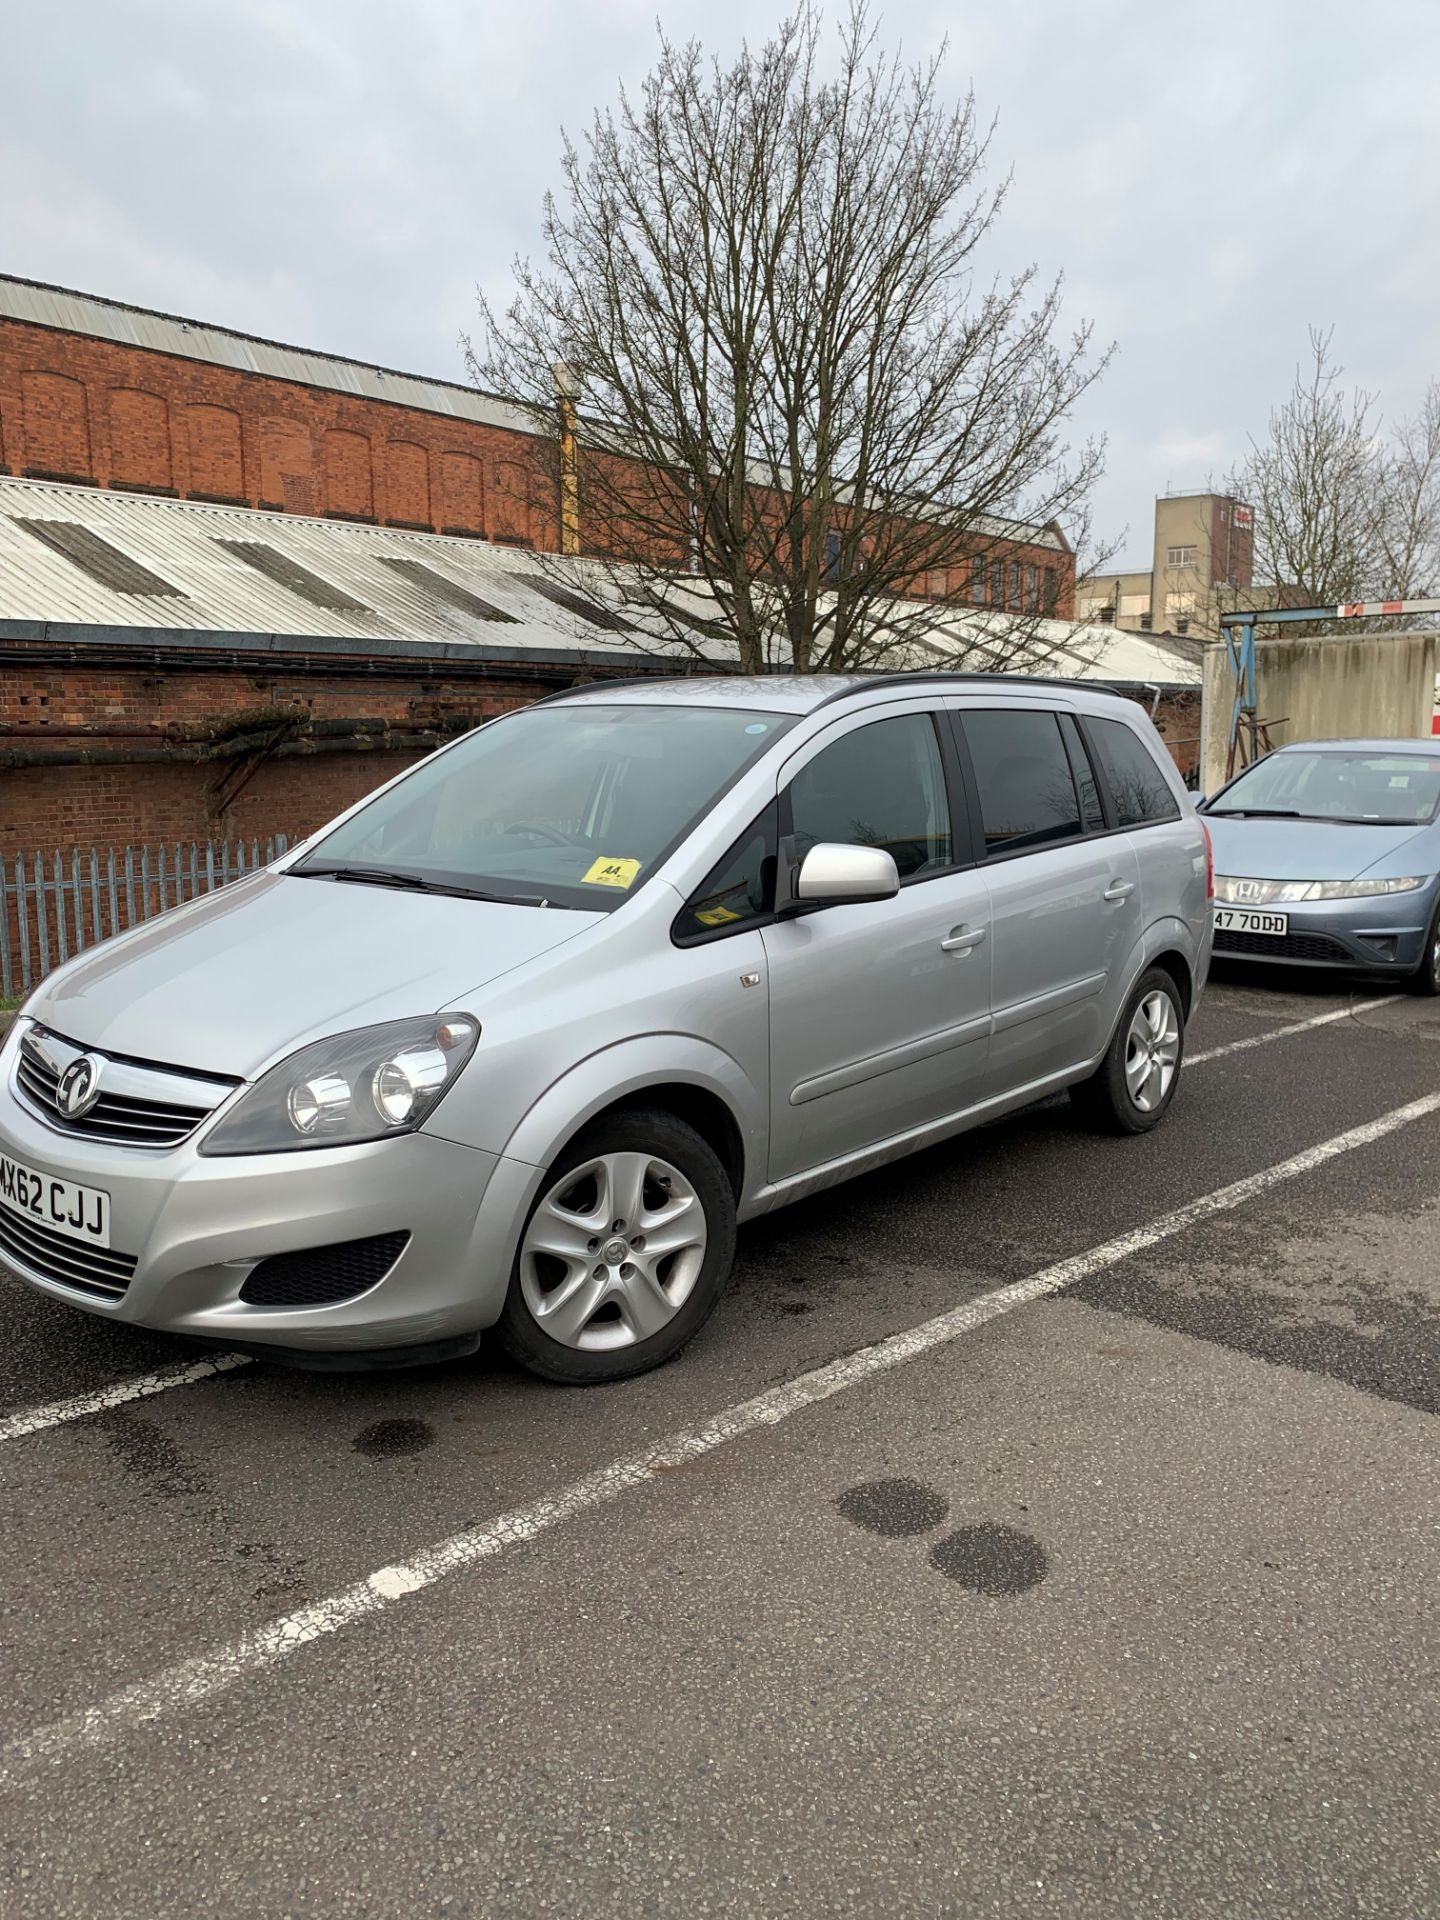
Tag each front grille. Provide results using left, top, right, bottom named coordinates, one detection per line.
left=239, top=1232, right=410, bottom=1307
left=1214, top=928, right=1353, bottom=963
left=0, top=1207, right=137, bottom=1300
left=15, top=1035, right=220, bottom=1148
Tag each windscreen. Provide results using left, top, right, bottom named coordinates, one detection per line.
left=1209, top=749, right=1440, bottom=826
left=296, top=702, right=792, bottom=909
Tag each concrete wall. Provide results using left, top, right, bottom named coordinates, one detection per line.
left=1200, top=631, right=1438, bottom=795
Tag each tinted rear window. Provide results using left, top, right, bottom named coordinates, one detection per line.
left=960, top=710, right=1083, bottom=855
left=1088, top=718, right=1180, bottom=827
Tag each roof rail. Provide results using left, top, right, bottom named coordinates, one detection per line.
left=532, top=669, right=698, bottom=705
left=812, top=671, right=1102, bottom=709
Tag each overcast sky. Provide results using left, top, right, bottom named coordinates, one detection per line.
left=4, top=0, right=1437, bottom=565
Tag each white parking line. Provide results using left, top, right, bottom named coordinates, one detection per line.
left=5, top=1087, right=1439, bottom=1789
left=1186, top=995, right=1400, bottom=1067
left=0, top=993, right=1403, bottom=1449
left=0, top=1353, right=250, bottom=1445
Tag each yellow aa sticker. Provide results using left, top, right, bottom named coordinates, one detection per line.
left=694, top=904, right=742, bottom=926
left=582, top=856, right=642, bottom=889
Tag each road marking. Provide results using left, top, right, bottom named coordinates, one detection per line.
left=0, top=1352, right=250, bottom=1445
left=0, top=996, right=1401, bottom=1448
left=1186, top=995, right=1399, bottom=1067
left=0, top=991, right=1397, bottom=1441
left=5, top=1087, right=1439, bottom=1788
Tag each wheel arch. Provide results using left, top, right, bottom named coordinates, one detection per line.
left=499, top=1036, right=761, bottom=1203
left=1146, top=945, right=1195, bottom=1020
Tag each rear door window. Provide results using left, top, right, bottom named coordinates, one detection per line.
left=958, top=709, right=1083, bottom=856
left=1088, top=718, right=1181, bottom=827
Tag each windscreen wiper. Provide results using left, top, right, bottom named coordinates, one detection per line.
left=1208, top=807, right=1302, bottom=819
left=296, top=864, right=550, bottom=906
left=298, top=864, right=434, bottom=891
left=1302, top=813, right=1408, bottom=825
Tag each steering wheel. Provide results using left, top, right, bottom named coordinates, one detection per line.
left=503, top=821, right=586, bottom=848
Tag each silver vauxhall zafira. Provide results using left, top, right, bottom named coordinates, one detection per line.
left=0, top=675, right=1211, bottom=1383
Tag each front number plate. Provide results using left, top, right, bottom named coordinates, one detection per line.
left=1214, top=907, right=1289, bottom=937
left=0, top=1153, right=111, bottom=1248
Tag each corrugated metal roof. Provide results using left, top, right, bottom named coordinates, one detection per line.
left=904, top=612, right=1200, bottom=687
left=0, top=476, right=693, bottom=661
left=0, top=274, right=533, bottom=436
left=0, top=475, right=1198, bottom=685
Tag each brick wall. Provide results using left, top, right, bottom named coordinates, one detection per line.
left=0, top=312, right=1076, bottom=610
left=0, top=315, right=556, bottom=549
left=0, top=653, right=556, bottom=858
left=1146, top=689, right=1202, bottom=783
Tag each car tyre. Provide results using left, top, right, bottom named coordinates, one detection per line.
left=1069, top=967, right=1185, bottom=1135
left=1409, top=901, right=1440, bottom=995
left=498, top=1107, right=737, bottom=1384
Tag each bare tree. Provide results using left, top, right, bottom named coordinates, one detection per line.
left=1229, top=329, right=1385, bottom=611
left=468, top=4, right=1110, bottom=675
left=1376, top=381, right=1440, bottom=598
left=1229, top=332, right=1440, bottom=622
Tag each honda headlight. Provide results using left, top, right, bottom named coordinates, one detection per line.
left=1215, top=874, right=1430, bottom=905
left=1213, top=876, right=1312, bottom=904
left=201, top=1015, right=479, bottom=1155
left=1301, top=877, right=1429, bottom=901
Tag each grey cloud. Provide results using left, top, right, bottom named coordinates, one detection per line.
left=4, top=0, right=1437, bottom=555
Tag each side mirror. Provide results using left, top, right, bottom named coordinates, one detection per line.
left=791, top=842, right=900, bottom=909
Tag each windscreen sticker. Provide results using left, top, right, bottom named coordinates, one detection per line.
left=694, top=904, right=742, bottom=926
left=1389, top=775, right=1411, bottom=787
left=582, top=856, right=642, bottom=889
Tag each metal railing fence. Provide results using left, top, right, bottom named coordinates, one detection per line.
left=0, top=835, right=290, bottom=1000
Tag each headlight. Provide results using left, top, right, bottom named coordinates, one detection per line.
left=1213, top=876, right=1311, bottom=904
left=201, top=1015, right=478, bottom=1156
left=1301, top=877, right=1428, bottom=900
left=1215, top=874, right=1429, bottom=904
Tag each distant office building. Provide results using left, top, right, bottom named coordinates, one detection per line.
left=1078, top=490, right=1256, bottom=641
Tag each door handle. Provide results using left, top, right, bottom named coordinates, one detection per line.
left=1103, top=880, right=1135, bottom=902
left=941, top=927, right=987, bottom=952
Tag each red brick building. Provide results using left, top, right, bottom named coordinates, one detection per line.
left=0, top=274, right=1089, bottom=868
left=0, top=277, right=560, bottom=547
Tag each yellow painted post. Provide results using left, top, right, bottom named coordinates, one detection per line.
left=554, top=363, right=580, bottom=556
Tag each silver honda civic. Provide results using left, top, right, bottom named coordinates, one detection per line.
left=1202, top=739, right=1440, bottom=989
left=0, top=675, right=1210, bottom=1382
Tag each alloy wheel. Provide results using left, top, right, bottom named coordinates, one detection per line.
left=519, top=1150, right=708, bottom=1352
left=1124, top=989, right=1180, bottom=1113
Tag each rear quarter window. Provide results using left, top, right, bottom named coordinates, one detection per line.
left=1088, top=717, right=1181, bottom=827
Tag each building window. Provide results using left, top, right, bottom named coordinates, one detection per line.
left=1166, top=545, right=1197, bottom=569
left=1024, top=565, right=1038, bottom=610
left=970, top=556, right=987, bottom=604
left=1007, top=562, right=1021, bottom=609
left=990, top=560, right=1004, bottom=607
left=1042, top=566, right=1057, bottom=613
